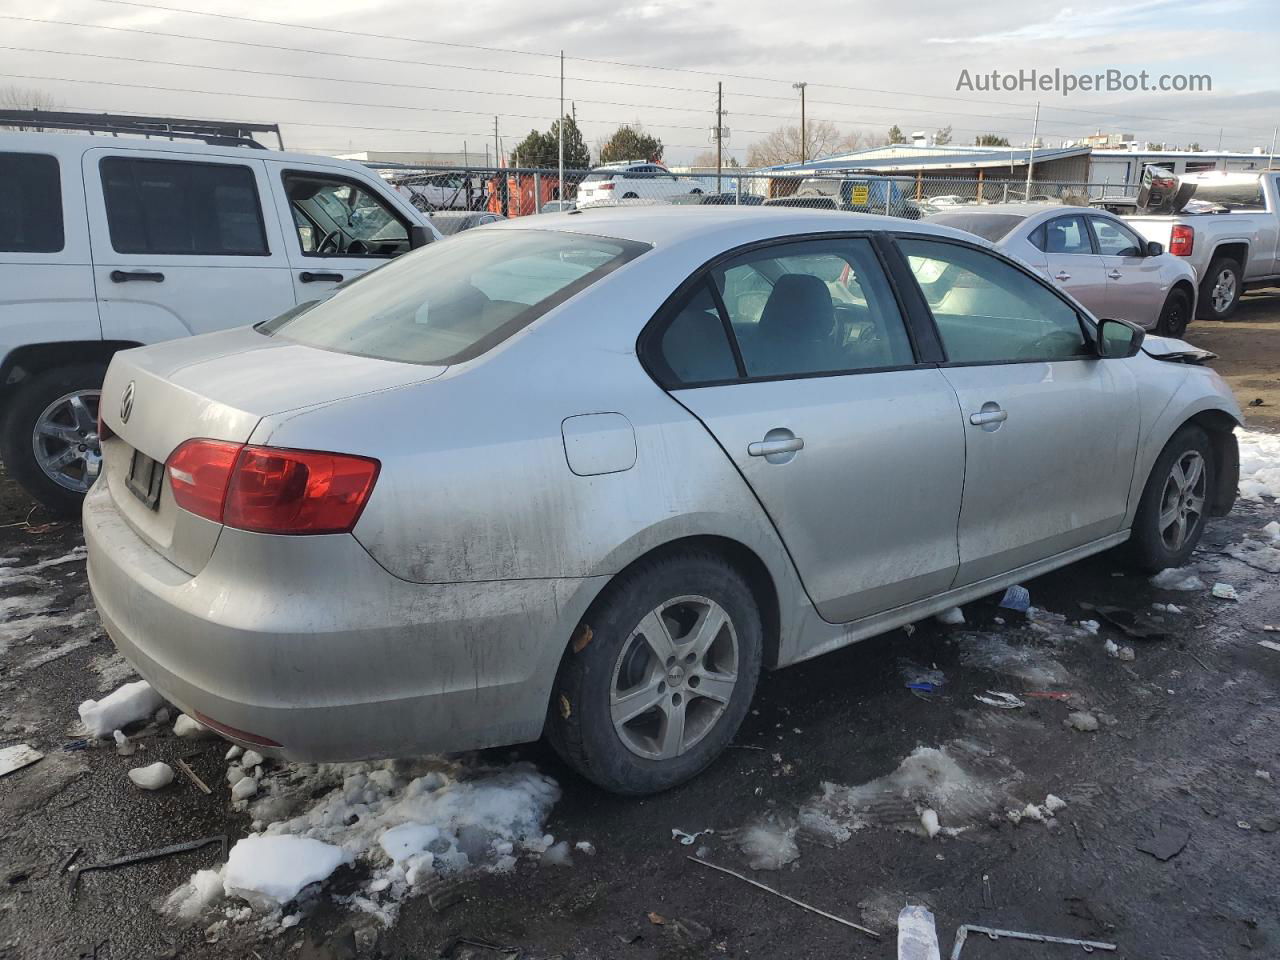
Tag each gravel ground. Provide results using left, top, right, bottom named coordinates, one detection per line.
left=1, top=302, right=1279, bottom=960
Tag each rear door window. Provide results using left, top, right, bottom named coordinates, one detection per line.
left=100, top=157, right=268, bottom=256
left=0, top=153, right=63, bottom=253
left=1035, top=215, right=1093, bottom=254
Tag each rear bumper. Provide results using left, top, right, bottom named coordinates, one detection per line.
left=83, top=479, right=603, bottom=761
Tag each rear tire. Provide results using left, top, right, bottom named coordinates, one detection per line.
left=0, top=362, right=107, bottom=517
left=1126, top=425, right=1214, bottom=573
left=1198, top=257, right=1241, bottom=320
left=546, top=549, right=762, bottom=795
left=1155, top=288, right=1192, bottom=337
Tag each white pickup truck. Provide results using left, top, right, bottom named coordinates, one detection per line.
left=1124, top=170, right=1280, bottom=321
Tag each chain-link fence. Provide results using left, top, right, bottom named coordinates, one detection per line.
left=372, top=164, right=1141, bottom=223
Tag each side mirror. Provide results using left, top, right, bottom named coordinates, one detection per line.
left=408, top=224, right=433, bottom=249
left=1145, top=240, right=1164, bottom=257
left=1097, top=318, right=1145, bottom=358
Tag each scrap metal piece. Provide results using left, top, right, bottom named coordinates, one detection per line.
left=0, top=744, right=44, bottom=777
left=687, top=856, right=880, bottom=940
left=950, top=924, right=1117, bottom=957
left=72, top=835, right=227, bottom=894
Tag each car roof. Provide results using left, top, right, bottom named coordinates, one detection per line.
left=0, top=131, right=381, bottom=178
left=490, top=204, right=989, bottom=248
left=927, top=203, right=1113, bottom=224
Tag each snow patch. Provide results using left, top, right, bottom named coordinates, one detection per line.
left=174, top=714, right=212, bottom=738
left=935, top=606, right=965, bottom=626
left=163, top=868, right=226, bottom=922
left=737, top=821, right=800, bottom=871
left=1150, top=568, right=1205, bottom=591
left=79, top=680, right=165, bottom=738
left=958, top=634, right=1071, bottom=686
left=223, top=835, right=351, bottom=908
left=129, top=761, right=174, bottom=790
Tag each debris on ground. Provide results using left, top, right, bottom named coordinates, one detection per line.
left=1211, top=582, right=1240, bottom=601
left=74, top=836, right=227, bottom=894
left=935, top=606, right=965, bottom=626
left=1259, top=640, right=1280, bottom=654
left=973, top=691, right=1025, bottom=709
left=173, top=714, right=212, bottom=738
left=671, top=827, right=713, bottom=846
left=687, top=856, right=880, bottom=940
left=574, top=841, right=595, bottom=856
left=176, top=758, right=212, bottom=795
left=113, top=730, right=135, bottom=756
left=1066, top=712, right=1100, bottom=732
left=1257, top=769, right=1273, bottom=783
left=77, top=680, right=165, bottom=738
left=1150, top=568, right=1205, bottom=591
left=897, top=905, right=941, bottom=960
left=1103, top=639, right=1136, bottom=661
left=1152, top=602, right=1183, bottom=615
left=128, top=761, right=175, bottom=790
left=998, top=585, right=1031, bottom=612
left=736, top=821, right=799, bottom=871
left=224, top=834, right=351, bottom=909
left=959, top=634, right=1071, bottom=686
left=1080, top=602, right=1167, bottom=639
left=949, top=924, right=1116, bottom=956
left=0, top=743, right=43, bottom=777
left=899, top=659, right=945, bottom=694
left=1136, top=823, right=1191, bottom=861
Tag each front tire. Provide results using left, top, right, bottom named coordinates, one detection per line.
left=547, top=550, right=763, bottom=795
left=1156, top=288, right=1192, bottom=337
left=1126, top=425, right=1214, bottom=572
left=0, top=362, right=107, bottom=517
left=1198, top=258, right=1241, bottom=320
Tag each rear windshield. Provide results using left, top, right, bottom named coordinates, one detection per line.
left=260, top=229, right=649, bottom=365
left=924, top=213, right=1026, bottom=242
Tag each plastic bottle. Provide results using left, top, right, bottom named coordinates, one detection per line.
left=897, top=905, right=941, bottom=960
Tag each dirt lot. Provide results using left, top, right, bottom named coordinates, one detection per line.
left=1, top=300, right=1279, bottom=960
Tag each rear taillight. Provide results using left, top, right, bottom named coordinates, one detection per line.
left=224, top=447, right=380, bottom=535
left=166, top=440, right=379, bottom=535
left=167, top=439, right=243, bottom=523
left=1170, top=224, right=1194, bottom=256
left=97, top=408, right=114, bottom=442
left=598, top=182, right=615, bottom=191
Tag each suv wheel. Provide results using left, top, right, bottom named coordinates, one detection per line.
left=547, top=550, right=762, bottom=794
left=1126, top=424, right=1214, bottom=572
left=0, top=362, right=108, bottom=516
left=1198, top=258, right=1242, bottom=320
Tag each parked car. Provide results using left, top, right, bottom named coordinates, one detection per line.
left=86, top=207, right=1241, bottom=795
left=0, top=132, right=439, bottom=514
left=1124, top=170, right=1280, bottom=320
left=925, top=204, right=1199, bottom=336
left=576, top=161, right=704, bottom=207
left=539, top=200, right=577, bottom=213
left=392, top=172, right=485, bottom=212
left=792, top=177, right=925, bottom=219
left=429, top=211, right=506, bottom=236
left=671, top=193, right=764, bottom=206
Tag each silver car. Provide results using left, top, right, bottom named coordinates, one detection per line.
left=85, top=208, right=1241, bottom=795
left=925, top=204, right=1199, bottom=337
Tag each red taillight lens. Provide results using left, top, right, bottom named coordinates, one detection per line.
left=223, top=446, right=380, bottom=535
left=598, top=182, right=615, bottom=191
left=1170, top=224, right=1194, bottom=256
left=167, top=439, right=243, bottom=523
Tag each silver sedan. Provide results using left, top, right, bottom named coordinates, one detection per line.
left=925, top=204, right=1199, bottom=337
left=85, top=208, right=1241, bottom=794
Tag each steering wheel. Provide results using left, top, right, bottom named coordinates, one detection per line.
left=317, top=230, right=342, bottom=255
left=347, top=239, right=369, bottom=256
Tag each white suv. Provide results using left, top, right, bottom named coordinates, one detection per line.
left=0, top=131, right=439, bottom=513
left=575, top=161, right=704, bottom=207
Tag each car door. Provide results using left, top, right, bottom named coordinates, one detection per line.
left=83, top=149, right=296, bottom=343
left=896, top=236, right=1140, bottom=587
left=265, top=162, right=417, bottom=302
left=646, top=235, right=965, bottom=623
left=1088, top=214, right=1166, bottom=329
left=1030, top=213, right=1109, bottom=316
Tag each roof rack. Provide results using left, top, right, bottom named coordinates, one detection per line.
left=0, top=109, right=284, bottom=149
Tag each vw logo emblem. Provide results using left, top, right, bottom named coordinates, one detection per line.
left=120, top=381, right=136, bottom=424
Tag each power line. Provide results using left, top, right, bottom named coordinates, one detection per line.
left=85, top=0, right=1265, bottom=131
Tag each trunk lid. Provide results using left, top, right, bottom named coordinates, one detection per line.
left=98, top=325, right=445, bottom=574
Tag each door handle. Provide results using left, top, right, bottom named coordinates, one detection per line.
left=748, top=437, right=804, bottom=457
left=299, top=271, right=344, bottom=283
left=969, top=409, right=1008, bottom=426
left=1108, top=270, right=1123, bottom=279
left=1054, top=271, right=1071, bottom=281
left=109, top=270, right=164, bottom=283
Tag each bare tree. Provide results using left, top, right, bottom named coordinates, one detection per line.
left=746, top=121, right=874, bottom=167
left=0, top=86, right=60, bottom=131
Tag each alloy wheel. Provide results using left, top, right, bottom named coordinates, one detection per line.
left=1158, top=450, right=1206, bottom=552
left=32, top=390, right=102, bottom=493
left=609, top=595, right=739, bottom=761
left=1211, top=269, right=1237, bottom=314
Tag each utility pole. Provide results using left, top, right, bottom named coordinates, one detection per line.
left=558, top=50, right=565, bottom=201
left=493, top=116, right=499, bottom=168
left=792, top=81, right=807, bottom=164
left=1025, top=100, right=1040, bottom=196
left=716, top=81, right=723, bottom=193
left=1217, top=128, right=1223, bottom=151
left=1269, top=126, right=1278, bottom=171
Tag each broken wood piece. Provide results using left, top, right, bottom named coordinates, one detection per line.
left=175, top=758, right=211, bottom=795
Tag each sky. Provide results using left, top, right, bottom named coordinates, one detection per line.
left=1, top=0, right=1277, bottom=164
